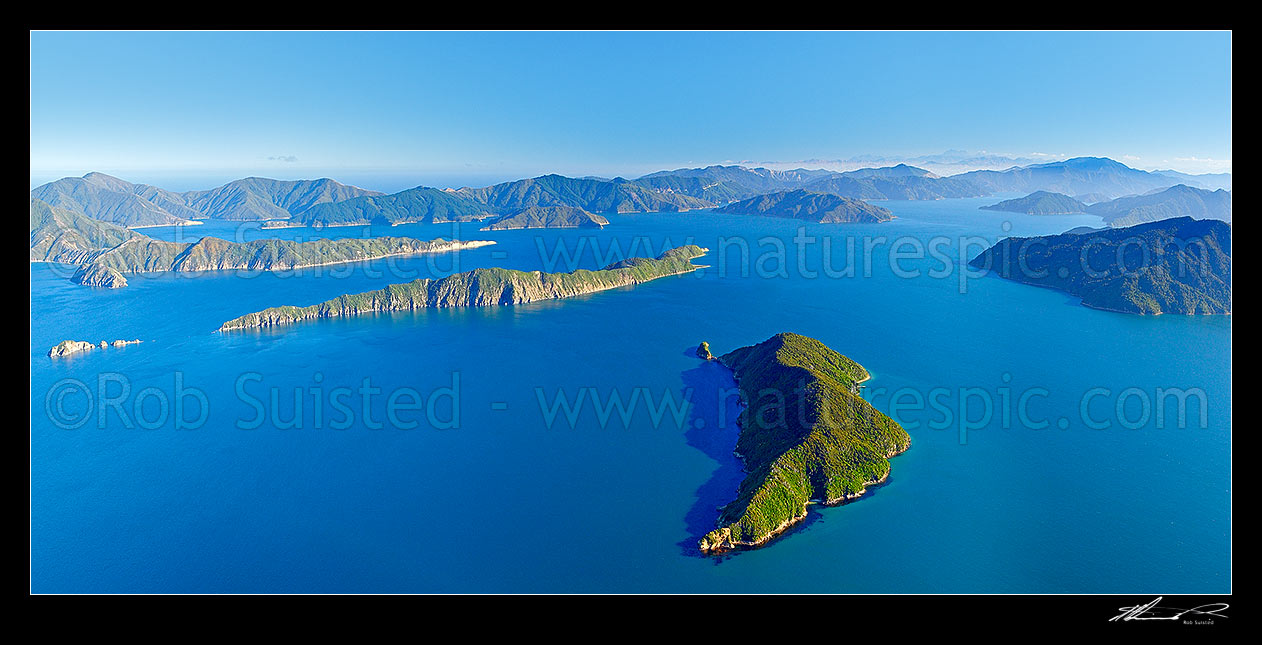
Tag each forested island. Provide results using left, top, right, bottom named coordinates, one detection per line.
left=479, top=205, right=609, bottom=230
left=714, top=190, right=894, bottom=223
left=219, top=245, right=708, bottom=331
left=698, top=333, right=910, bottom=554
left=968, top=217, right=1231, bottom=314
left=980, top=191, right=1088, bottom=215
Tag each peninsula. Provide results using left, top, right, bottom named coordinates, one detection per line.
left=219, top=245, right=708, bottom=331
left=968, top=216, right=1231, bottom=314
left=31, top=198, right=494, bottom=288
left=698, top=333, right=910, bottom=554
left=1087, top=184, right=1232, bottom=227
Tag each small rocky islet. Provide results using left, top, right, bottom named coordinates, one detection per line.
left=48, top=338, right=142, bottom=358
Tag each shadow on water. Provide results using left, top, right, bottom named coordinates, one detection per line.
left=676, top=344, right=899, bottom=562
left=676, top=348, right=747, bottom=561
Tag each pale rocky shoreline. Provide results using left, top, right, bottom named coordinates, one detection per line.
left=48, top=339, right=142, bottom=358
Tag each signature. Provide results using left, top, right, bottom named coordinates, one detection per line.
left=1110, top=597, right=1229, bottom=622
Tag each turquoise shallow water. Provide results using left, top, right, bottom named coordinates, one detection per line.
left=30, top=198, right=1231, bottom=593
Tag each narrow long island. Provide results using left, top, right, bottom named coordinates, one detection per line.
left=219, top=245, right=709, bottom=331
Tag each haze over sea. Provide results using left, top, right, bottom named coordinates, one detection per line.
left=30, top=196, right=1230, bottom=593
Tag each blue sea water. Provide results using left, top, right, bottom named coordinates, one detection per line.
left=30, top=198, right=1231, bottom=593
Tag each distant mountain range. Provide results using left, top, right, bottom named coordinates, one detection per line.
left=756, top=150, right=1058, bottom=176
left=636, top=163, right=981, bottom=201
left=1152, top=169, right=1232, bottom=191
left=31, top=157, right=1231, bottom=229
left=953, top=157, right=1182, bottom=201
left=642, top=157, right=1220, bottom=203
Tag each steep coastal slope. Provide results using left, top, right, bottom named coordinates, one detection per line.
left=181, top=177, right=383, bottom=220
left=31, top=173, right=199, bottom=227
left=479, top=206, right=609, bottom=230
left=31, top=173, right=381, bottom=225
left=980, top=191, right=1089, bottom=215
left=30, top=198, right=140, bottom=265
left=30, top=198, right=492, bottom=288
left=1087, top=184, right=1232, bottom=227
left=698, top=333, right=910, bottom=553
left=714, top=189, right=894, bottom=223
left=968, top=217, right=1231, bottom=314
left=219, top=245, right=708, bottom=331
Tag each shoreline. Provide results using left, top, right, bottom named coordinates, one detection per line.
left=974, top=269, right=1231, bottom=316
left=127, top=220, right=203, bottom=229
left=72, top=239, right=496, bottom=280
left=700, top=453, right=906, bottom=555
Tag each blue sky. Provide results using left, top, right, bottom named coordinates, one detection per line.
left=30, top=31, right=1232, bottom=191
